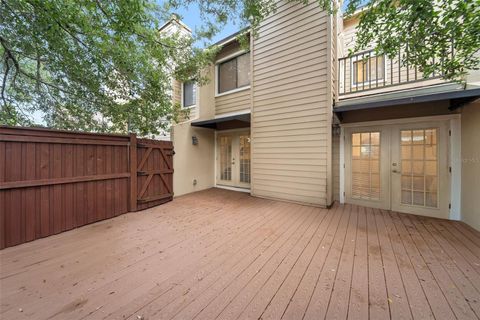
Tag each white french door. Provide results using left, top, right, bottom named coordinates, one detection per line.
left=217, top=130, right=251, bottom=189
left=390, top=122, right=449, bottom=217
left=345, top=126, right=391, bottom=210
left=345, top=121, right=450, bottom=219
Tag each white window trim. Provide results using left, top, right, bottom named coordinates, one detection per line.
left=215, top=50, right=251, bottom=97
left=350, top=54, right=387, bottom=88
left=215, top=85, right=251, bottom=98
left=181, top=81, right=196, bottom=109
left=216, top=49, right=248, bottom=64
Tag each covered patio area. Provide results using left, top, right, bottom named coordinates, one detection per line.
left=1, top=188, right=479, bottom=319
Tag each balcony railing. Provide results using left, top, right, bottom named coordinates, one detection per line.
left=338, top=48, right=443, bottom=97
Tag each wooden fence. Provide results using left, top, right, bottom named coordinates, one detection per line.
left=0, top=126, right=173, bottom=249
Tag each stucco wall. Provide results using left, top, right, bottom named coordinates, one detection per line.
left=172, top=122, right=215, bottom=197
left=461, top=100, right=480, bottom=231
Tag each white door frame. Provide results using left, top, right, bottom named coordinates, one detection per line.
left=339, top=114, right=461, bottom=220
left=214, top=128, right=251, bottom=190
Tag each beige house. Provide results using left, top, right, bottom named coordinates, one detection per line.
left=170, top=2, right=480, bottom=230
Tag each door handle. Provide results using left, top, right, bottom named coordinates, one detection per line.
left=392, top=169, right=399, bottom=173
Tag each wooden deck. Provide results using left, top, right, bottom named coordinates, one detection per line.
left=1, top=188, right=480, bottom=320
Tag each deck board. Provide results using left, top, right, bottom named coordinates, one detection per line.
left=374, top=208, right=412, bottom=320
left=348, top=206, right=370, bottom=320
left=1, top=188, right=480, bottom=320
left=366, top=207, right=390, bottom=320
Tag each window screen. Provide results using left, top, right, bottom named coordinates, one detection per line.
left=218, top=59, right=237, bottom=93
left=183, top=81, right=196, bottom=107
left=237, top=53, right=250, bottom=88
left=218, top=52, right=250, bottom=94
left=353, top=55, right=384, bottom=85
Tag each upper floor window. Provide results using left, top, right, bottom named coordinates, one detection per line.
left=352, top=55, right=385, bottom=86
left=182, top=80, right=196, bottom=108
left=217, top=52, right=250, bottom=94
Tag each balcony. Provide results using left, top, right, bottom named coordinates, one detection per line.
left=338, top=48, right=445, bottom=99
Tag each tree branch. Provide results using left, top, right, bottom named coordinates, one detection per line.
left=0, top=35, right=20, bottom=106
left=1, top=57, right=10, bottom=106
left=22, top=0, right=119, bottom=71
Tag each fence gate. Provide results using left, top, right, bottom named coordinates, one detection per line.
left=0, top=127, right=174, bottom=249
left=130, top=136, right=174, bottom=211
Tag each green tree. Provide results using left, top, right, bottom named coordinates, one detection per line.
left=1, top=0, right=216, bottom=135
left=2, top=0, right=479, bottom=135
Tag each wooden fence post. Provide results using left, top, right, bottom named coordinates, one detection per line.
left=129, top=133, right=138, bottom=212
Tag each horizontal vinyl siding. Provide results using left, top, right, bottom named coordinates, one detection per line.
left=259, top=4, right=327, bottom=39
left=251, top=0, right=331, bottom=206
left=215, top=89, right=251, bottom=116
left=259, top=0, right=317, bottom=29
left=253, top=164, right=327, bottom=173
left=254, top=96, right=327, bottom=115
left=254, top=18, right=328, bottom=52
left=254, top=127, right=329, bottom=138
left=173, top=79, right=181, bottom=105
left=254, top=32, right=328, bottom=58
left=255, top=46, right=327, bottom=74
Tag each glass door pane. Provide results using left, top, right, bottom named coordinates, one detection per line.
left=400, top=129, right=438, bottom=208
left=345, top=127, right=389, bottom=210
left=351, top=131, right=381, bottom=200
left=239, top=134, right=251, bottom=184
left=219, top=136, right=232, bottom=181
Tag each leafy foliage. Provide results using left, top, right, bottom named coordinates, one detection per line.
left=1, top=0, right=216, bottom=135
left=171, top=0, right=480, bottom=81
left=351, top=0, right=480, bottom=82
left=1, top=0, right=479, bottom=134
